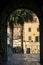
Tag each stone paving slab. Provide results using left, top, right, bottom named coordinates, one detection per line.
left=6, top=45, right=40, bottom=65
left=6, top=61, right=40, bottom=65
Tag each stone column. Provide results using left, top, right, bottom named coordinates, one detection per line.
left=23, top=42, right=26, bottom=54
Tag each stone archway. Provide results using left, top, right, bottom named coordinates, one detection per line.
left=0, top=0, right=43, bottom=64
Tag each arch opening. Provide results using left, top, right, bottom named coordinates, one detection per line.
left=7, top=9, right=40, bottom=62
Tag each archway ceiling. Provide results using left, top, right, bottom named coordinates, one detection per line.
left=0, top=0, right=43, bottom=13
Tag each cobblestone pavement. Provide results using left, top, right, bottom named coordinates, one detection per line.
left=6, top=45, right=41, bottom=65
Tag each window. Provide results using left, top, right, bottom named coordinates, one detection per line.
left=29, top=36, right=31, bottom=40
left=35, top=36, right=38, bottom=42
left=29, top=28, right=31, bottom=32
left=35, top=36, right=40, bottom=42
left=37, top=27, right=39, bottom=32
left=33, top=18, right=37, bottom=22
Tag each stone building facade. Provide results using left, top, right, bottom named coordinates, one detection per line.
left=13, top=15, right=40, bottom=54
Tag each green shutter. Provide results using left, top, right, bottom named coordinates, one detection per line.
left=38, top=36, right=40, bottom=42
